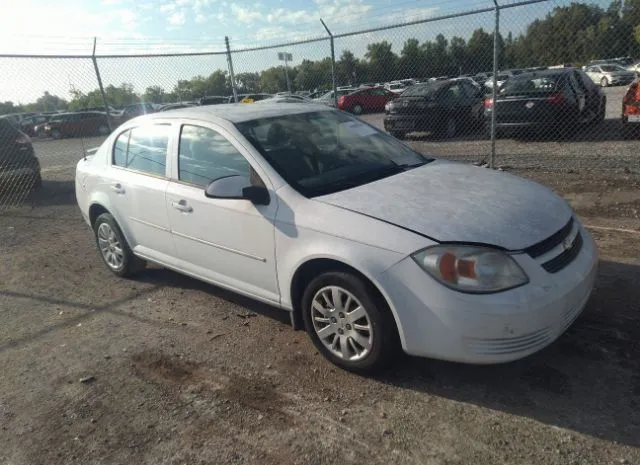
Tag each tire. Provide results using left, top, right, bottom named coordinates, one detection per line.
left=98, top=124, right=110, bottom=135
left=93, top=213, right=146, bottom=277
left=389, top=131, right=406, bottom=139
left=600, top=77, right=608, bottom=87
left=621, top=123, right=636, bottom=140
left=301, top=271, right=399, bottom=373
left=438, top=116, right=457, bottom=139
left=351, top=104, right=363, bottom=115
left=597, top=98, right=606, bottom=123
left=31, top=172, right=42, bottom=190
left=51, top=129, right=62, bottom=140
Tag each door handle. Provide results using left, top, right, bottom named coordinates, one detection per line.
left=110, top=183, right=125, bottom=194
left=171, top=200, right=193, bottom=213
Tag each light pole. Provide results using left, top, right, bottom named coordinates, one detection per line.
left=278, top=52, right=293, bottom=93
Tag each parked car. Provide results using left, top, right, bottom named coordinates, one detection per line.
left=118, top=103, right=156, bottom=122
left=621, top=78, right=640, bottom=139
left=238, top=93, right=274, bottom=103
left=43, top=111, right=111, bottom=139
left=483, top=69, right=523, bottom=92
left=158, top=103, right=197, bottom=112
left=255, top=94, right=316, bottom=104
left=75, top=103, right=598, bottom=372
left=584, top=64, right=636, bottom=87
left=308, top=89, right=330, bottom=99
left=626, top=61, right=640, bottom=75
left=385, top=81, right=408, bottom=94
left=0, top=117, right=41, bottom=189
left=583, top=57, right=634, bottom=70
left=484, top=68, right=606, bottom=139
left=19, top=114, right=52, bottom=137
left=383, top=78, right=485, bottom=139
left=313, top=88, right=357, bottom=107
left=337, top=87, right=398, bottom=114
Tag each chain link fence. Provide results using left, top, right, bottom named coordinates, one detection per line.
left=1, top=0, right=639, bottom=211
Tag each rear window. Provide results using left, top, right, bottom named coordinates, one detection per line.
left=502, top=75, right=561, bottom=93
left=401, top=83, right=446, bottom=98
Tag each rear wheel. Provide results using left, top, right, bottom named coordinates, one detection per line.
left=351, top=104, right=363, bottom=115
left=98, top=124, right=110, bottom=135
left=621, top=122, right=636, bottom=140
left=301, top=271, right=399, bottom=373
left=51, top=129, right=62, bottom=139
left=437, top=116, right=457, bottom=139
left=600, top=77, right=609, bottom=87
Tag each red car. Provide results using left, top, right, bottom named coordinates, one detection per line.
left=43, top=111, right=110, bottom=139
left=337, top=87, right=398, bottom=115
left=621, top=78, right=640, bottom=139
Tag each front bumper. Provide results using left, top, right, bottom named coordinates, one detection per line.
left=607, top=76, right=635, bottom=85
left=378, top=223, right=599, bottom=364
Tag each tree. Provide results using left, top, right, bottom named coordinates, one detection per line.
left=235, top=72, right=261, bottom=93
left=294, top=58, right=332, bottom=91
left=337, top=50, right=359, bottom=86
left=467, top=28, right=496, bottom=72
left=365, top=41, right=397, bottom=82
left=399, top=38, right=425, bottom=78
left=259, top=66, right=298, bottom=93
left=22, top=92, right=67, bottom=112
left=449, top=37, right=468, bottom=74
left=0, top=101, right=22, bottom=115
left=142, top=86, right=167, bottom=104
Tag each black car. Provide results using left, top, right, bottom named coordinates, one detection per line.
left=484, top=68, right=606, bottom=139
left=383, top=79, right=485, bottom=139
left=0, top=118, right=41, bottom=190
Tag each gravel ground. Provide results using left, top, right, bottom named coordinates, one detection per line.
left=0, top=84, right=639, bottom=464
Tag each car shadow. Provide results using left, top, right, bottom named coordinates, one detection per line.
left=134, top=267, right=291, bottom=326
left=0, top=179, right=76, bottom=210
left=373, top=259, right=640, bottom=447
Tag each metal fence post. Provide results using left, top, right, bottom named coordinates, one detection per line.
left=92, top=37, right=112, bottom=131
left=490, top=0, right=500, bottom=169
left=320, top=19, right=338, bottom=108
left=225, top=36, right=239, bottom=103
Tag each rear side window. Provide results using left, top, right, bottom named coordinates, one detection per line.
left=112, top=124, right=170, bottom=177
left=178, top=125, right=249, bottom=187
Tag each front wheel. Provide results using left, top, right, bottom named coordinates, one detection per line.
left=93, top=213, right=146, bottom=277
left=301, top=271, right=399, bottom=373
left=600, top=77, right=609, bottom=87
left=51, top=129, right=62, bottom=139
left=350, top=104, right=363, bottom=115
left=98, top=124, right=110, bottom=135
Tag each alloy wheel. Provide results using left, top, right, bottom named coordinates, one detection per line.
left=310, top=286, right=373, bottom=361
left=97, top=222, right=124, bottom=270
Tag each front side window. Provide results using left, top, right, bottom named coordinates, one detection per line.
left=112, top=124, right=170, bottom=176
left=236, top=110, right=431, bottom=197
left=178, top=125, right=250, bottom=187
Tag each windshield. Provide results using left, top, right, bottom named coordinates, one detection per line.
left=235, top=110, right=432, bottom=197
left=400, top=83, right=445, bottom=98
left=601, top=65, right=625, bottom=72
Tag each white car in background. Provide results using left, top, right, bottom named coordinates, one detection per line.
left=585, top=64, right=636, bottom=87
left=75, top=104, right=598, bottom=373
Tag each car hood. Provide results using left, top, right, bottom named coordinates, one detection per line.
left=315, top=160, right=572, bottom=251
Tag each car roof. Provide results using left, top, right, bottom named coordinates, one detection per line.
left=146, top=102, right=333, bottom=123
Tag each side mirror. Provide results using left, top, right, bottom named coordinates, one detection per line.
left=205, top=175, right=270, bottom=205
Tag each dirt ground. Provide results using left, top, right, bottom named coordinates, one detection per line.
left=1, top=159, right=639, bottom=465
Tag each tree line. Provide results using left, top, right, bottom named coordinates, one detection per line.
left=2, top=0, right=640, bottom=115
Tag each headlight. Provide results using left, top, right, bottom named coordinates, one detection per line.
left=411, top=245, right=529, bottom=293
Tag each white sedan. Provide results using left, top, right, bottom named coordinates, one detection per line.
left=75, top=104, right=598, bottom=372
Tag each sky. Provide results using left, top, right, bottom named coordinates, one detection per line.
left=0, top=0, right=610, bottom=103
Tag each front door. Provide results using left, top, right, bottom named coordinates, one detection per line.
left=165, top=123, right=279, bottom=304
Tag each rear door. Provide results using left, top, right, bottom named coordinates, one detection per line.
left=107, top=123, right=175, bottom=261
